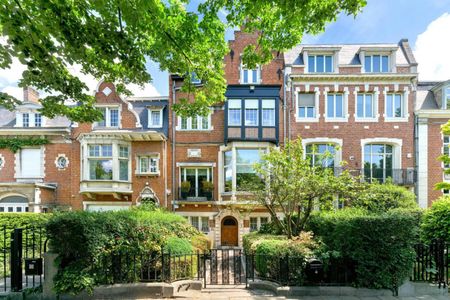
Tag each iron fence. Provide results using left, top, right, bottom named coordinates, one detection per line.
left=411, top=240, right=449, bottom=288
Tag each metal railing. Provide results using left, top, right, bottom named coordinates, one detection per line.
left=411, top=240, right=449, bottom=288
left=178, top=187, right=214, bottom=201
left=333, top=167, right=416, bottom=185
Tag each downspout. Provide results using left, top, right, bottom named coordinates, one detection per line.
left=289, top=74, right=294, bottom=141
left=163, top=138, right=168, bottom=208
left=283, top=69, right=287, bottom=144
left=171, top=80, right=176, bottom=211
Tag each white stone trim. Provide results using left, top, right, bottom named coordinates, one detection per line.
left=0, top=153, right=5, bottom=170
left=302, top=138, right=343, bottom=167
left=147, top=107, right=163, bottom=128
left=360, top=138, right=402, bottom=169
left=417, top=122, right=428, bottom=208
left=353, top=87, right=380, bottom=122
left=295, top=87, right=320, bottom=122
left=83, top=201, right=132, bottom=211
left=55, top=153, right=69, bottom=170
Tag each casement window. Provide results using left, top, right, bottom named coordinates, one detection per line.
left=444, top=136, right=450, bottom=169
left=19, top=148, right=42, bottom=178
left=118, top=146, right=129, bottom=181
left=224, top=151, right=233, bottom=192
left=298, top=93, right=316, bottom=118
left=190, top=216, right=209, bottom=233
left=179, top=114, right=210, bottom=130
left=180, top=167, right=212, bottom=198
left=249, top=216, right=269, bottom=232
left=308, top=55, right=333, bottom=73
left=363, top=144, right=393, bottom=183
left=23, top=113, right=29, bottom=127
left=96, top=107, right=120, bottom=127
left=228, top=99, right=242, bottom=126
left=262, top=99, right=275, bottom=126
left=138, top=155, right=159, bottom=175
left=148, top=109, right=163, bottom=128
left=245, top=100, right=259, bottom=126
left=385, top=93, right=404, bottom=118
left=326, top=94, right=344, bottom=118
left=356, top=94, right=374, bottom=118
left=88, top=145, right=113, bottom=180
left=364, top=55, right=389, bottom=73
left=241, top=65, right=260, bottom=84
left=445, top=87, right=450, bottom=109
left=305, top=144, right=335, bottom=168
left=34, top=113, right=42, bottom=127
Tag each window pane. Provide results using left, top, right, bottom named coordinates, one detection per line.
left=102, top=145, right=112, bottom=156
left=245, top=109, right=258, bottom=125
left=335, top=95, right=343, bottom=117
left=252, top=69, right=257, bottom=83
left=181, top=117, right=188, bottom=129
left=23, top=113, right=29, bottom=127
left=373, top=55, right=381, bottom=72
left=150, top=158, right=158, bottom=173
left=316, top=55, right=324, bottom=72
left=35, top=113, right=42, bottom=127
left=306, top=107, right=315, bottom=118
left=201, top=116, right=209, bottom=129
left=151, top=110, right=161, bottom=126
left=382, top=55, right=389, bottom=72
left=89, top=160, right=113, bottom=180
left=365, top=56, right=372, bottom=72
left=243, top=69, right=248, bottom=83
left=250, top=217, right=258, bottom=232
left=262, top=108, right=275, bottom=126
left=365, top=94, right=373, bottom=117
left=89, top=145, right=100, bottom=156
left=229, top=109, right=241, bottom=125
left=110, top=109, right=119, bottom=127
left=299, top=107, right=306, bottom=118
left=357, top=95, right=364, bottom=118
left=201, top=217, right=209, bottom=232
left=191, top=217, right=199, bottom=229
left=119, top=160, right=128, bottom=181
left=119, top=146, right=128, bottom=158
left=386, top=94, right=393, bottom=118
left=327, top=95, right=334, bottom=118
left=308, top=56, right=315, bottom=72
left=236, top=149, right=261, bottom=164
left=191, top=117, right=198, bottom=129
left=325, top=55, right=333, bottom=72
left=98, top=108, right=106, bottom=126
left=394, top=94, right=402, bottom=117
left=140, top=157, right=149, bottom=173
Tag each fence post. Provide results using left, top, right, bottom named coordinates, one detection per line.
left=203, top=250, right=207, bottom=288
left=10, top=228, right=23, bottom=292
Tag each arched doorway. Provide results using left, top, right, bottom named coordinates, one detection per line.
left=221, top=216, right=238, bottom=246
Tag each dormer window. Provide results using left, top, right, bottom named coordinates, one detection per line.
left=148, top=108, right=163, bottom=128
left=96, top=106, right=120, bottom=128
left=35, top=113, right=42, bottom=127
left=241, top=64, right=260, bottom=84
left=23, top=113, right=29, bottom=127
left=445, top=87, right=450, bottom=109
left=16, top=112, right=44, bottom=128
left=308, top=55, right=333, bottom=73
left=364, top=55, right=389, bottom=73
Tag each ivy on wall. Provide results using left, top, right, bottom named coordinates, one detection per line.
left=0, top=137, right=49, bottom=153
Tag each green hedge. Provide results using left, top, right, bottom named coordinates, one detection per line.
left=421, top=196, right=450, bottom=243
left=46, top=208, right=206, bottom=295
left=307, top=208, right=419, bottom=289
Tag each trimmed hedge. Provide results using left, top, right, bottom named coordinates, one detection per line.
left=421, top=196, right=450, bottom=243
left=308, top=208, right=419, bottom=289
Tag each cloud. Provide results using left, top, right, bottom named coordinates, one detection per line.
left=414, top=13, right=450, bottom=81
left=126, top=83, right=160, bottom=97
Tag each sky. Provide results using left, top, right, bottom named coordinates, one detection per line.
left=1, top=0, right=449, bottom=99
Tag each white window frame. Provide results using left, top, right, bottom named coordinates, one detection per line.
left=307, top=54, right=334, bottom=73
left=302, top=138, right=343, bottom=168
left=15, top=147, right=44, bottom=179
left=34, top=113, right=42, bottom=127
left=180, top=167, right=213, bottom=198
left=295, top=87, right=320, bottom=122
left=188, top=216, right=209, bottom=233
left=360, top=138, right=402, bottom=172
left=227, top=99, right=242, bottom=126
left=240, top=63, right=261, bottom=84
left=148, top=108, right=163, bottom=128
left=244, top=99, right=259, bottom=126
left=249, top=216, right=271, bottom=232
left=364, top=54, right=390, bottom=73
left=94, top=105, right=121, bottom=128
left=136, top=154, right=160, bottom=175
left=177, top=113, right=212, bottom=131
left=444, top=86, right=450, bottom=110
left=355, top=93, right=376, bottom=120
left=261, top=99, right=275, bottom=126
left=22, top=113, right=30, bottom=127
left=325, top=93, right=347, bottom=121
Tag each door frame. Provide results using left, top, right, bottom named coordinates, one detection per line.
left=221, top=216, right=239, bottom=246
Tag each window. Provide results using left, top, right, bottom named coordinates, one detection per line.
left=327, top=94, right=344, bottom=118
left=444, top=136, right=450, bottom=169
left=364, top=55, right=389, bottom=73
left=191, top=72, right=201, bottom=84
left=23, top=113, right=29, bottom=127
left=180, top=167, right=212, bottom=199
left=241, top=65, right=260, bottom=84
left=363, top=144, right=393, bottom=183
left=138, top=155, right=159, bottom=175
left=356, top=94, right=374, bottom=118
left=88, top=145, right=113, bottom=180
left=119, top=146, right=129, bottom=181
left=260, top=217, right=269, bottom=226
left=148, top=109, right=163, bottom=128
left=20, top=148, right=42, bottom=178
left=445, top=87, right=450, bottom=109
left=305, top=144, right=335, bottom=168
left=250, top=217, right=258, bottom=232
left=228, top=100, right=241, bottom=126
left=245, top=100, right=258, bottom=126
left=56, top=155, right=69, bottom=169
left=190, top=216, right=209, bottom=233
left=201, top=217, right=209, bottom=233
left=262, top=100, right=275, bottom=126
left=224, top=151, right=232, bottom=192
left=34, top=113, right=42, bottom=127
left=190, top=216, right=199, bottom=229
left=236, top=148, right=264, bottom=191
left=179, top=114, right=211, bottom=130
left=298, top=93, right=316, bottom=118
left=386, top=94, right=403, bottom=118
left=308, top=55, right=333, bottom=73
left=96, top=107, right=120, bottom=127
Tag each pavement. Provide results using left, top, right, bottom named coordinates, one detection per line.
left=172, top=285, right=450, bottom=300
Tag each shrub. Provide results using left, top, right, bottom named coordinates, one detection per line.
left=308, top=208, right=418, bottom=289
left=165, top=237, right=193, bottom=255
left=350, top=181, right=418, bottom=213
left=243, top=232, right=287, bottom=255
left=421, top=196, right=450, bottom=243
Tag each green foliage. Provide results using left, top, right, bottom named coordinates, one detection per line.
left=308, top=208, right=419, bottom=289
left=0, top=137, right=49, bottom=153
left=0, top=0, right=365, bottom=120
left=243, top=232, right=287, bottom=255
left=46, top=208, right=205, bottom=295
left=165, top=237, right=193, bottom=255
left=251, top=138, right=358, bottom=238
left=436, top=122, right=450, bottom=190
left=421, top=196, right=450, bottom=243
left=349, top=180, right=418, bottom=213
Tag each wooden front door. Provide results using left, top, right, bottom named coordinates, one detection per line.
left=221, top=216, right=238, bottom=246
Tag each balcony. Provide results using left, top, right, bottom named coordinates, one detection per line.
left=334, top=168, right=416, bottom=186
left=178, top=187, right=214, bottom=201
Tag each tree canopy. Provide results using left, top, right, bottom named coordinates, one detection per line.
left=0, top=0, right=366, bottom=121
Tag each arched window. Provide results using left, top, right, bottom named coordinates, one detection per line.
left=305, top=144, right=336, bottom=168
left=363, top=144, right=393, bottom=182
left=0, top=195, right=29, bottom=213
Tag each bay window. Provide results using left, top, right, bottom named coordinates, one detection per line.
left=86, top=143, right=130, bottom=181
left=236, top=149, right=263, bottom=190
left=245, top=100, right=258, bottom=126
left=224, top=151, right=233, bottom=192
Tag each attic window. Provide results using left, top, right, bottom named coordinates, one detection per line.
left=445, top=87, right=450, bottom=109
left=364, top=55, right=389, bottom=73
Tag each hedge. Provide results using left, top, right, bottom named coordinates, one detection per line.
left=421, top=196, right=450, bottom=243
left=307, top=208, right=419, bottom=289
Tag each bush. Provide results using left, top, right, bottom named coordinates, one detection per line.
left=350, top=181, right=418, bottom=213
left=308, top=208, right=418, bottom=289
left=243, top=232, right=287, bottom=255
left=165, top=237, right=193, bottom=255
left=421, top=196, right=450, bottom=243
left=46, top=208, right=206, bottom=295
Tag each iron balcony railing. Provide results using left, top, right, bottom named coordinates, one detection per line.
left=333, top=167, right=416, bottom=185
left=178, top=187, right=214, bottom=201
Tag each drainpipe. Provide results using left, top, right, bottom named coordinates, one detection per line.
left=283, top=69, right=287, bottom=144
left=163, top=138, right=168, bottom=208
left=289, top=74, right=294, bottom=141
left=171, top=80, right=176, bottom=211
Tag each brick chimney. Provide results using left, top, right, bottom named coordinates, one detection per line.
left=23, top=86, right=40, bottom=103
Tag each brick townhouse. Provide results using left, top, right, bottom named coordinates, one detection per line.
left=0, top=29, right=447, bottom=248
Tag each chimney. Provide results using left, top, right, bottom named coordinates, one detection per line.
left=23, top=86, right=40, bottom=103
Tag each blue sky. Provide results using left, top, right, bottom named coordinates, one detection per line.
left=147, top=0, right=450, bottom=96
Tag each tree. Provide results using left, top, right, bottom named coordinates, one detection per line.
left=436, top=122, right=450, bottom=190
left=250, top=138, right=354, bottom=239
left=0, top=0, right=366, bottom=122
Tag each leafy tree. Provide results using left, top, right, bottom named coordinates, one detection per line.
left=421, top=196, right=450, bottom=243
left=250, top=138, right=355, bottom=239
left=0, top=0, right=366, bottom=121
left=436, top=122, right=450, bottom=190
